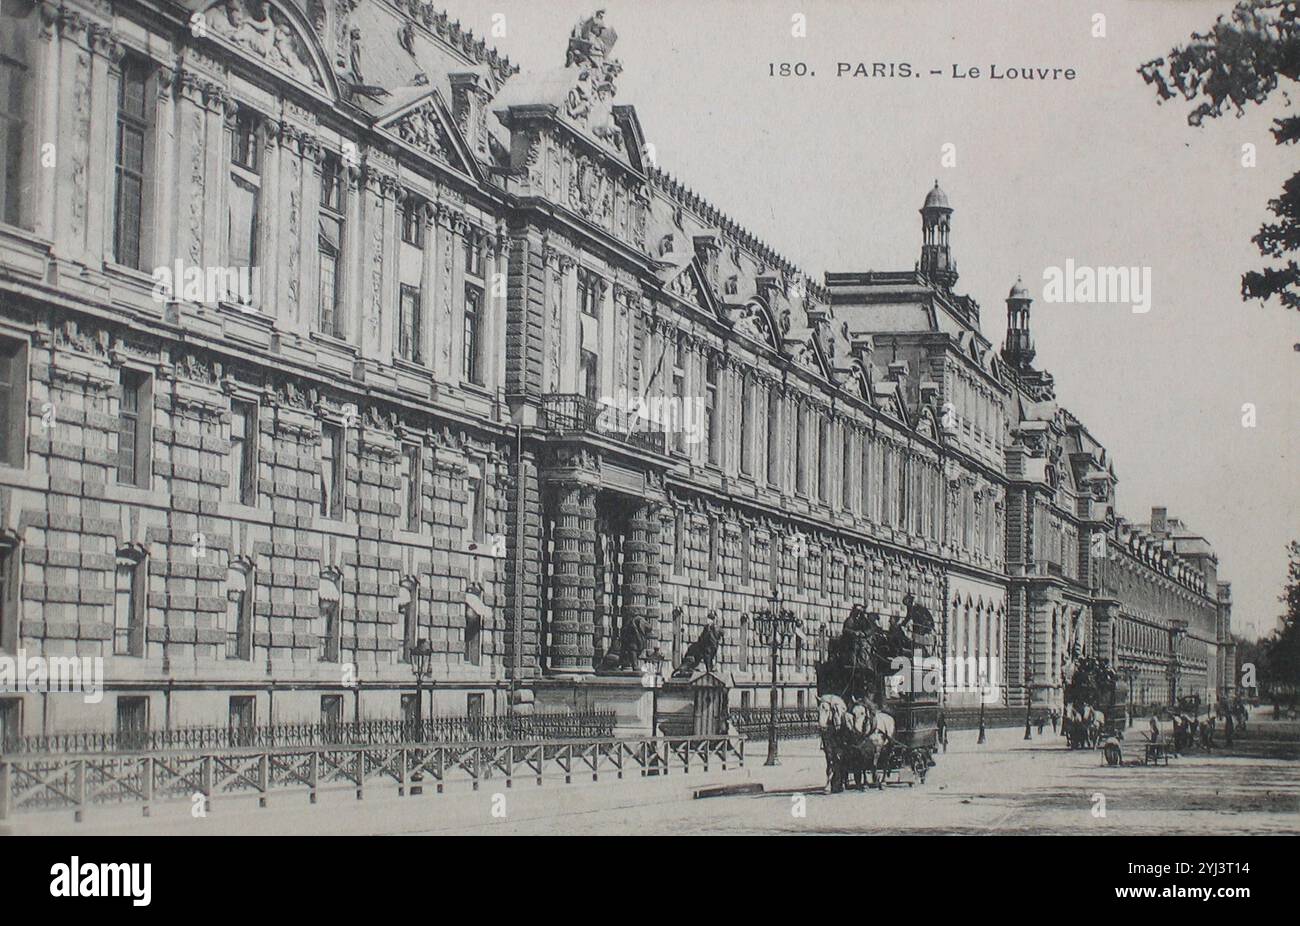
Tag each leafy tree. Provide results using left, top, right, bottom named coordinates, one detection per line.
left=1139, top=1, right=1300, bottom=315
left=1264, top=540, right=1300, bottom=693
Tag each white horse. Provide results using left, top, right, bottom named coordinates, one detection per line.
left=817, top=694, right=850, bottom=791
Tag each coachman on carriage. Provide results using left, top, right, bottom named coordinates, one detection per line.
left=815, top=597, right=939, bottom=792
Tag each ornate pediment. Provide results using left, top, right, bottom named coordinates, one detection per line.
left=203, top=0, right=325, bottom=89
left=389, top=99, right=462, bottom=169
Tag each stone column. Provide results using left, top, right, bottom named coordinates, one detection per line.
left=549, top=482, right=597, bottom=673
left=618, top=503, right=655, bottom=659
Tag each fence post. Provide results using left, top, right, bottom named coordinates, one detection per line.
left=201, top=755, right=213, bottom=815
left=355, top=749, right=364, bottom=801
left=0, top=761, right=9, bottom=820
left=74, top=759, right=86, bottom=823
left=142, top=757, right=153, bottom=817
left=258, top=753, right=269, bottom=808
left=309, top=751, right=319, bottom=804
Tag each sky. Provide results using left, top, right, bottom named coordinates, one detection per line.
left=453, top=0, right=1299, bottom=641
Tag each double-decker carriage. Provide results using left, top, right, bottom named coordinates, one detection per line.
left=815, top=602, right=939, bottom=791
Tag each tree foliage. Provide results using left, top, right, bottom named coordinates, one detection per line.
left=1139, top=1, right=1300, bottom=312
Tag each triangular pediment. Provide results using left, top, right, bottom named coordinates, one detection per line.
left=664, top=259, right=717, bottom=315
left=379, top=90, right=474, bottom=177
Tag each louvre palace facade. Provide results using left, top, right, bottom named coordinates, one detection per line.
left=0, top=0, right=1233, bottom=740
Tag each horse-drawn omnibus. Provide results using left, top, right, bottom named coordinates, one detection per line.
left=815, top=601, right=939, bottom=791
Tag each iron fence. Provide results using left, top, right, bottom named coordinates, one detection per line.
left=0, top=733, right=746, bottom=821
left=728, top=707, right=820, bottom=740
left=0, top=711, right=617, bottom=757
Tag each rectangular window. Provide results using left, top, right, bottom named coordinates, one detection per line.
left=739, top=376, right=753, bottom=476
left=578, top=269, right=599, bottom=316
left=673, top=512, right=684, bottom=577
left=0, top=541, right=17, bottom=652
left=766, top=390, right=780, bottom=485
left=740, top=524, right=752, bottom=585
left=228, top=110, right=260, bottom=275
left=402, top=443, right=422, bottom=532
left=0, top=7, right=31, bottom=229
left=116, top=369, right=151, bottom=488
left=224, top=573, right=251, bottom=661
left=464, top=232, right=484, bottom=277
left=579, top=349, right=599, bottom=405
left=317, top=151, right=344, bottom=336
left=320, top=602, right=340, bottom=662
left=795, top=405, right=807, bottom=495
left=116, top=696, right=149, bottom=749
left=320, top=694, right=344, bottom=728
left=842, top=430, right=854, bottom=511
left=401, top=197, right=424, bottom=247
left=228, top=399, right=257, bottom=505
left=465, top=611, right=482, bottom=667
left=463, top=284, right=483, bottom=385
left=0, top=338, right=27, bottom=467
left=466, top=475, right=486, bottom=544
left=817, top=418, right=830, bottom=503
left=398, top=283, right=422, bottom=363
left=705, top=359, right=719, bottom=465
left=114, top=58, right=150, bottom=269
left=0, top=697, right=21, bottom=749
left=228, top=696, right=256, bottom=734
left=320, top=422, right=344, bottom=519
left=707, top=518, right=719, bottom=581
left=113, top=557, right=144, bottom=656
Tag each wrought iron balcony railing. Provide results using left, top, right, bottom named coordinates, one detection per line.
left=540, top=394, right=666, bottom=454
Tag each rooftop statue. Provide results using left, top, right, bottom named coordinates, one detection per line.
left=566, top=9, right=618, bottom=69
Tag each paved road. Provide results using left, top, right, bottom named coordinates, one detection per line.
left=11, top=717, right=1297, bottom=836
left=415, top=719, right=1300, bottom=835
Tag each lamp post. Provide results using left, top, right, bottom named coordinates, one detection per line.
left=977, top=666, right=987, bottom=744
left=1124, top=665, right=1137, bottom=728
left=752, top=592, right=802, bottom=767
left=408, top=638, right=433, bottom=796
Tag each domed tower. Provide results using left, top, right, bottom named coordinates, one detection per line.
left=1001, top=277, right=1036, bottom=369
left=919, top=180, right=958, bottom=288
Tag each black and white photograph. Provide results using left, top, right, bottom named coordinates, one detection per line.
left=0, top=0, right=1296, bottom=899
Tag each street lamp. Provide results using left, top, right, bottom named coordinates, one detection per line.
left=752, top=592, right=802, bottom=767
left=1124, top=665, right=1138, bottom=728
left=408, top=638, right=434, bottom=796
left=977, top=666, right=987, bottom=745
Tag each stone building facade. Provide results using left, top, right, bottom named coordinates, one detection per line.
left=0, top=0, right=1230, bottom=740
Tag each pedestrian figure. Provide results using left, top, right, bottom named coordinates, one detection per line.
left=1050, top=708, right=1059, bottom=734
left=936, top=708, right=947, bottom=753
left=1037, top=714, right=1046, bottom=735
left=1224, top=711, right=1235, bottom=748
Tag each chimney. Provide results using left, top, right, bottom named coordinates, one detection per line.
left=1150, top=507, right=1167, bottom=535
